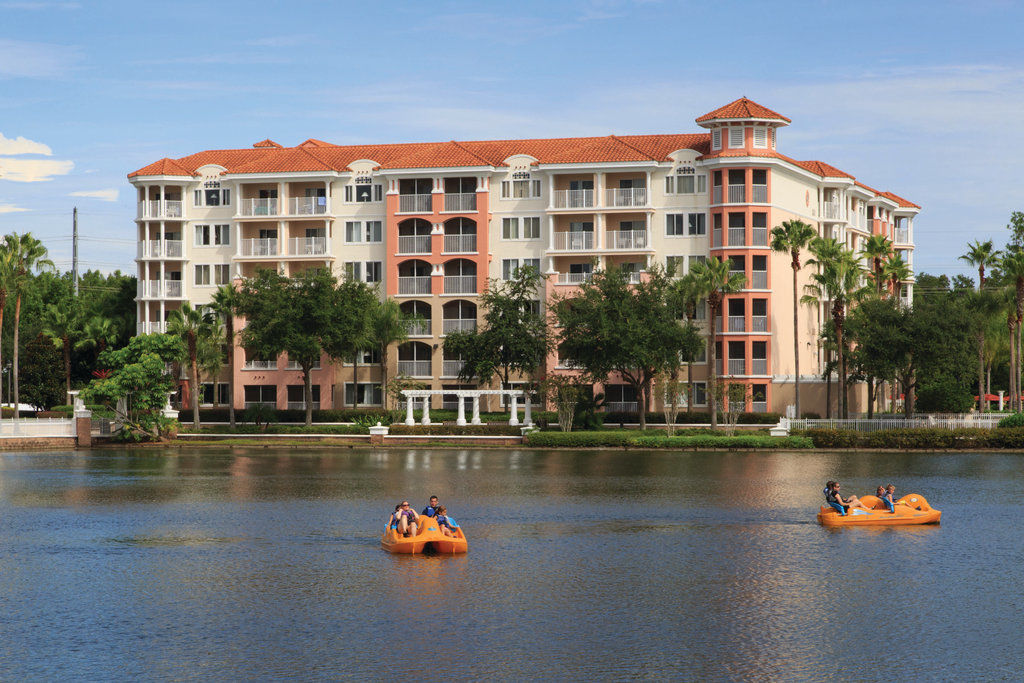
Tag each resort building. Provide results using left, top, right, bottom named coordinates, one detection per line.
left=128, top=97, right=919, bottom=415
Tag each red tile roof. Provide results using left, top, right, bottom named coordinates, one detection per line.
left=127, top=157, right=194, bottom=177
left=696, top=97, right=791, bottom=124
left=791, top=159, right=852, bottom=178
left=879, top=191, right=920, bottom=209
left=253, top=139, right=282, bottom=148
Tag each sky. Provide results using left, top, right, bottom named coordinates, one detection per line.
left=1, top=0, right=1021, bottom=278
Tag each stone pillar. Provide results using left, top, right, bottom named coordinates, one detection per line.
left=999, top=391, right=1005, bottom=412
left=70, top=391, right=92, bottom=448
left=456, top=394, right=467, bottom=426
left=509, top=394, right=520, bottom=426
left=405, top=395, right=415, bottom=425
left=421, top=396, right=431, bottom=425
left=369, top=422, right=388, bottom=445
left=524, top=395, right=533, bottom=427
left=471, top=395, right=481, bottom=425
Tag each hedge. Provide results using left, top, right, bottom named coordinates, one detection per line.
left=178, top=407, right=558, bottom=425
left=601, top=411, right=781, bottom=425
left=184, top=424, right=368, bottom=435
left=523, top=430, right=808, bottom=449
left=389, top=424, right=522, bottom=436
left=799, top=427, right=1024, bottom=449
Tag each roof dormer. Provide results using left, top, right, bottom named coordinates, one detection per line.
left=697, top=97, right=790, bottom=153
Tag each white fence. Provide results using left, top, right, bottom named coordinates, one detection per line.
left=0, top=418, right=75, bottom=437
left=791, top=414, right=1005, bottom=432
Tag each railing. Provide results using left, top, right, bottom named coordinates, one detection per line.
left=606, top=230, right=647, bottom=250
left=727, top=359, right=746, bottom=375
left=165, top=280, right=183, bottom=298
left=443, top=193, right=476, bottom=212
left=398, top=235, right=432, bottom=254
left=405, top=319, right=431, bottom=336
left=728, top=228, right=746, bottom=246
left=240, top=238, right=278, bottom=257
left=728, top=316, right=745, bottom=332
left=141, top=280, right=161, bottom=298
left=751, top=359, right=768, bottom=375
left=727, top=186, right=745, bottom=203
left=244, top=401, right=276, bottom=409
left=398, top=360, right=431, bottom=377
left=136, top=321, right=166, bottom=335
left=443, top=234, right=477, bottom=253
left=752, top=228, right=768, bottom=247
left=712, top=187, right=722, bottom=204
left=730, top=270, right=747, bottom=288
left=605, top=401, right=639, bottom=413
left=823, top=201, right=844, bottom=220
left=399, top=194, right=433, bottom=213
left=627, top=272, right=643, bottom=284
left=554, top=231, right=594, bottom=250
left=442, top=360, right=466, bottom=377
left=398, top=276, right=432, bottom=295
left=443, top=319, right=477, bottom=334
left=751, top=271, right=768, bottom=289
left=752, top=185, right=768, bottom=203
left=243, top=360, right=277, bottom=370
left=285, top=361, right=321, bottom=370
left=138, top=239, right=185, bottom=259
left=751, top=401, right=768, bottom=413
left=606, top=188, right=647, bottom=207
left=0, top=418, right=75, bottom=438
left=895, top=228, right=911, bottom=244
left=557, top=272, right=593, bottom=285
left=288, top=237, right=327, bottom=256
left=289, top=197, right=328, bottom=215
left=240, top=198, right=278, bottom=216
left=551, top=189, right=595, bottom=209
left=752, top=315, right=768, bottom=332
left=790, top=414, right=1006, bottom=431
left=286, top=401, right=321, bottom=410
left=139, top=200, right=183, bottom=219
left=444, top=275, right=477, bottom=294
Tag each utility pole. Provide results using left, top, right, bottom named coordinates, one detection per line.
left=72, top=206, right=79, bottom=296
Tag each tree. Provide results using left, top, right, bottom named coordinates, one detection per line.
left=960, top=239, right=1001, bottom=291
left=41, top=302, right=81, bottom=405
left=883, top=254, right=913, bottom=302
left=847, top=298, right=909, bottom=418
left=367, top=297, right=410, bottom=410
left=234, top=268, right=374, bottom=426
left=554, top=266, right=686, bottom=430
left=21, top=333, right=63, bottom=411
left=1007, top=211, right=1024, bottom=248
left=802, top=239, right=868, bottom=418
left=683, top=257, right=746, bottom=429
left=1001, top=248, right=1024, bottom=411
left=7, top=233, right=54, bottom=418
left=0, top=244, right=14, bottom=404
left=167, top=302, right=217, bottom=430
left=770, top=219, right=817, bottom=418
left=210, top=284, right=238, bottom=427
left=445, top=266, right=549, bottom=408
left=81, top=333, right=184, bottom=441
left=862, top=234, right=893, bottom=296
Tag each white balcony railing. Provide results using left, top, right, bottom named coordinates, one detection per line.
left=240, top=238, right=278, bottom=257
left=727, top=186, right=745, bottom=203
left=443, top=319, right=477, bottom=334
left=141, top=280, right=161, bottom=298
left=443, top=234, right=477, bottom=253
left=442, top=360, right=466, bottom=377
left=824, top=201, right=844, bottom=220
left=627, top=272, right=643, bottom=284
left=752, top=185, right=768, bottom=203
left=398, top=360, right=431, bottom=377
left=606, top=401, right=639, bottom=413
left=552, top=189, right=595, bottom=209
left=240, top=198, right=278, bottom=216
left=728, top=228, right=746, bottom=247
left=399, top=194, right=433, bottom=213
left=288, top=237, right=327, bottom=256
left=444, top=275, right=477, bottom=294
left=398, top=276, right=432, bottom=295
left=139, top=200, right=183, bottom=219
left=606, top=188, right=647, bottom=207
left=728, top=316, right=745, bottom=332
left=554, top=231, right=594, bottom=251
left=289, top=197, right=328, bottom=215
left=405, top=319, right=431, bottom=336
left=751, top=359, right=768, bottom=375
left=286, top=401, right=321, bottom=410
left=751, top=271, right=768, bottom=289
left=727, top=359, right=746, bottom=375
left=443, top=193, right=476, bottom=212
left=244, top=401, right=276, bottom=409
left=398, top=235, right=432, bottom=254
left=165, top=280, right=183, bottom=298
left=136, top=321, right=166, bottom=335
left=895, top=228, right=911, bottom=244
left=606, top=230, right=647, bottom=250
left=752, top=315, right=768, bottom=332
left=285, top=361, right=321, bottom=370
left=243, top=360, right=277, bottom=370
left=557, top=272, right=593, bottom=285
left=752, top=228, right=768, bottom=247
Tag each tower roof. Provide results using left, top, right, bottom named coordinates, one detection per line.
left=696, top=97, right=791, bottom=125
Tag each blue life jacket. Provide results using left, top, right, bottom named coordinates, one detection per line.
left=437, top=514, right=458, bottom=529
left=422, top=505, right=437, bottom=517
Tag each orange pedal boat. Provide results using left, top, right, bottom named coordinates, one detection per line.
left=817, top=493, right=941, bottom=527
left=381, top=514, right=468, bottom=554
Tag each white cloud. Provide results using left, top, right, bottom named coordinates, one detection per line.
left=0, top=203, right=29, bottom=214
left=69, top=188, right=118, bottom=202
left=0, top=39, right=80, bottom=78
left=0, top=132, right=52, bottom=156
left=0, top=157, right=74, bottom=182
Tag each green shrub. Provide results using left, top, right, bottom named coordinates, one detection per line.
left=187, top=423, right=367, bottom=435
left=601, top=411, right=780, bottom=425
left=799, top=427, right=1024, bottom=449
left=389, top=424, right=521, bottom=436
left=998, top=412, right=1024, bottom=428
left=524, top=431, right=636, bottom=448
left=523, top=431, right=808, bottom=449
left=798, top=428, right=861, bottom=448
left=916, top=376, right=974, bottom=413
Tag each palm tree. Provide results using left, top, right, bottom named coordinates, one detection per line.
left=368, top=298, right=410, bottom=410
left=770, top=219, right=817, bottom=419
left=967, top=290, right=1002, bottom=412
left=670, top=273, right=703, bottom=413
left=862, top=234, right=893, bottom=296
left=75, top=315, right=120, bottom=357
left=167, top=303, right=216, bottom=429
left=0, top=244, right=14, bottom=406
left=210, top=285, right=238, bottom=427
left=883, top=254, right=913, bottom=303
left=960, top=239, right=1001, bottom=290
left=803, top=240, right=868, bottom=418
left=1001, top=249, right=1024, bottom=411
left=686, top=256, right=746, bottom=429
left=7, top=233, right=54, bottom=418
left=41, top=302, right=80, bottom=405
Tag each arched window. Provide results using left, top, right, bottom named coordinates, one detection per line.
left=443, top=259, right=476, bottom=294
left=397, top=341, right=432, bottom=377
left=442, top=300, right=477, bottom=334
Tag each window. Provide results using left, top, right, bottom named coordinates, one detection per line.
left=666, top=214, right=686, bottom=237
left=215, top=224, right=230, bottom=245
left=753, top=127, right=768, bottom=148
left=711, top=129, right=722, bottom=150
left=666, top=170, right=708, bottom=195
left=688, top=255, right=707, bottom=269
left=243, top=384, right=276, bottom=406
left=287, top=385, right=321, bottom=408
left=523, top=216, right=541, bottom=239
left=345, top=261, right=380, bottom=283
left=345, top=221, right=382, bottom=243
left=195, top=224, right=210, bottom=246
left=502, top=217, right=519, bottom=240
left=357, top=348, right=381, bottom=364
left=344, top=262, right=362, bottom=282
left=194, top=265, right=210, bottom=286
left=214, top=264, right=230, bottom=285
left=692, top=381, right=707, bottom=406
left=502, top=259, right=519, bottom=280
left=199, top=382, right=230, bottom=406
left=666, top=255, right=684, bottom=276
left=365, top=261, right=382, bottom=284
left=344, top=383, right=383, bottom=406
left=522, top=258, right=540, bottom=273
left=194, top=185, right=230, bottom=207
left=729, top=213, right=745, bottom=228
left=500, top=179, right=542, bottom=199
left=345, top=183, right=383, bottom=203
left=728, top=127, right=744, bottom=148
left=197, top=224, right=230, bottom=246
left=688, top=213, right=706, bottom=235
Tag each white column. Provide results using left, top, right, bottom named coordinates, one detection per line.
left=645, top=171, right=651, bottom=204
left=136, top=301, right=142, bottom=334
left=159, top=300, right=165, bottom=328
left=548, top=215, right=555, bottom=250
left=325, top=180, right=331, bottom=214
left=548, top=173, right=555, bottom=209
left=420, top=395, right=432, bottom=425
left=471, top=395, right=481, bottom=425
left=456, top=394, right=467, bottom=426
left=405, top=395, right=415, bottom=425
left=160, top=220, right=166, bottom=255
left=524, top=394, right=533, bottom=427
left=159, top=183, right=166, bottom=217
left=236, top=223, right=242, bottom=257
left=509, top=394, right=520, bottom=426
left=596, top=213, right=604, bottom=250
left=279, top=220, right=285, bottom=255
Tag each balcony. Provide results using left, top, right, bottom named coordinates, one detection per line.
left=136, top=321, right=166, bottom=335
left=823, top=201, right=844, bottom=220
left=398, top=235, right=432, bottom=254
left=288, top=237, right=327, bottom=256
left=554, top=231, right=594, bottom=251
left=895, top=228, right=911, bottom=244
left=405, top=319, right=431, bottom=337
left=244, top=401, right=276, bottom=409
left=752, top=359, right=768, bottom=375
left=627, top=272, right=643, bottom=284
left=285, top=361, right=321, bottom=370
left=728, top=228, right=746, bottom=247
left=289, top=197, right=328, bottom=215
left=552, top=189, right=595, bottom=209
left=398, top=276, right=432, bottom=295
left=752, top=185, right=768, bottom=203
left=239, top=198, right=278, bottom=217
left=286, top=401, right=321, bottom=410
left=752, top=315, right=768, bottom=332
left=399, top=194, right=433, bottom=213
left=727, top=359, right=745, bottom=375
left=729, top=270, right=747, bottom=289
left=556, top=272, right=593, bottom=285
left=138, top=240, right=184, bottom=259
left=444, top=275, right=476, bottom=294
left=398, top=360, right=431, bottom=377
left=727, top=186, right=745, bottom=203
left=243, top=360, right=277, bottom=370
left=728, top=316, right=745, bottom=332
left=752, top=228, right=768, bottom=247
left=751, top=271, right=768, bottom=289
left=165, top=280, right=183, bottom=297
left=606, top=230, right=648, bottom=250
left=606, top=188, right=647, bottom=207
left=443, top=193, right=477, bottom=212
left=240, top=238, right=278, bottom=257
left=443, top=319, right=477, bottom=335
left=443, top=234, right=477, bottom=253
left=442, top=360, right=466, bottom=377
left=139, top=200, right=183, bottom=219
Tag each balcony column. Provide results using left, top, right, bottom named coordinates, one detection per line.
left=324, top=180, right=331, bottom=214
left=645, top=171, right=652, bottom=205
left=420, top=396, right=431, bottom=425
left=277, top=182, right=285, bottom=215
left=455, top=393, right=467, bottom=426
left=524, top=394, right=533, bottom=427
left=405, top=394, right=415, bottom=425
left=160, top=299, right=165, bottom=327
left=548, top=215, right=555, bottom=250
left=471, top=395, right=481, bottom=425
left=279, top=220, right=286, bottom=255
left=548, top=173, right=555, bottom=209
left=508, top=393, right=519, bottom=426
left=596, top=214, right=604, bottom=250
left=160, top=220, right=166, bottom=258
left=159, top=183, right=166, bottom=217
left=144, top=261, right=150, bottom=299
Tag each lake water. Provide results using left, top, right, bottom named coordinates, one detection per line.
left=0, top=447, right=1021, bottom=681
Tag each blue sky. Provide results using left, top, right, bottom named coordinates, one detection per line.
left=1, top=0, right=1021, bottom=277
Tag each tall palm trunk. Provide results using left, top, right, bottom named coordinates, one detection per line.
left=1008, top=315, right=1016, bottom=412
left=226, top=317, right=235, bottom=428
left=303, top=367, right=313, bottom=427
left=825, top=356, right=833, bottom=419
left=977, top=332, right=986, bottom=412
left=380, top=344, right=389, bottom=411
left=13, top=293, right=20, bottom=418
left=63, top=336, right=71, bottom=404
left=189, top=335, right=201, bottom=429
left=791, top=256, right=801, bottom=418
left=833, top=300, right=846, bottom=419
left=708, top=303, right=719, bottom=430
